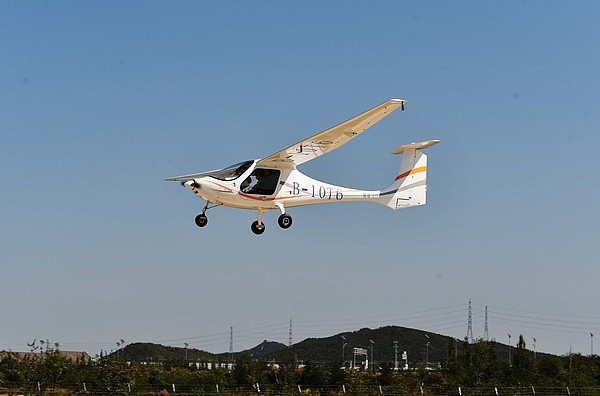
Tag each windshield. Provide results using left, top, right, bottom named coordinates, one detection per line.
left=209, top=160, right=254, bottom=181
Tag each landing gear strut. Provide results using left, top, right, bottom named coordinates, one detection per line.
left=276, top=203, right=293, bottom=230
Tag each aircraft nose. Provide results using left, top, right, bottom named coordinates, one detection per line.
left=182, top=180, right=200, bottom=189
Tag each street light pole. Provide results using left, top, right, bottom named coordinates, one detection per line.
left=508, top=334, right=512, bottom=367
left=425, top=334, right=430, bottom=370
left=341, top=336, right=347, bottom=368
left=369, top=340, right=375, bottom=373
left=393, top=341, right=398, bottom=371
left=455, top=339, right=459, bottom=360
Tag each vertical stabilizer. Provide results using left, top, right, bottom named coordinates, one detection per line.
left=378, top=140, right=440, bottom=210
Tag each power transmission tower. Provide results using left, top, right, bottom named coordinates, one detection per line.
left=289, top=319, right=293, bottom=348
left=229, top=327, right=233, bottom=362
left=484, top=306, right=489, bottom=341
left=466, top=299, right=474, bottom=343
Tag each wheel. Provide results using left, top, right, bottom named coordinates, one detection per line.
left=278, top=213, right=293, bottom=229
left=194, top=214, right=208, bottom=227
left=251, top=220, right=265, bottom=235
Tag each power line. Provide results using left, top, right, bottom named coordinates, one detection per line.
left=52, top=302, right=600, bottom=356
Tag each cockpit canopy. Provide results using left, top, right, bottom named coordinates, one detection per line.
left=209, top=160, right=255, bottom=181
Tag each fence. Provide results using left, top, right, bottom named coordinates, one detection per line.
left=3, top=384, right=600, bottom=396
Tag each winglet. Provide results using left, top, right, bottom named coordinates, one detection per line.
left=391, top=140, right=441, bottom=155
left=390, top=98, right=406, bottom=111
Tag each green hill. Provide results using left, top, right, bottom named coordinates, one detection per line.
left=120, top=325, right=555, bottom=367
left=121, top=342, right=214, bottom=362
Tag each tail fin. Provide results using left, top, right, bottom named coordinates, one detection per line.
left=379, top=140, right=440, bottom=210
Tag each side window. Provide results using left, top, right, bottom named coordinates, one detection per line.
left=241, top=169, right=281, bottom=195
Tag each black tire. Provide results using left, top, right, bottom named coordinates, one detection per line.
left=251, top=220, right=265, bottom=235
left=278, top=213, right=293, bottom=229
left=195, top=214, right=208, bottom=227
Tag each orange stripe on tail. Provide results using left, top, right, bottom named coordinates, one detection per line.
left=394, top=166, right=427, bottom=181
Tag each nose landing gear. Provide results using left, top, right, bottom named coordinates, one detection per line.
left=194, top=202, right=220, bottom=228
left=195, top=213, right=208, bottom=227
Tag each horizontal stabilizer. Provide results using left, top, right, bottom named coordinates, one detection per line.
left=391, top=140, right=441, bottom=155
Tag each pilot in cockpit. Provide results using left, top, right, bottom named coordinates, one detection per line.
left=241, top=168, right=279, bottom=195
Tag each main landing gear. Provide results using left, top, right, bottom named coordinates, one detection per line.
left=251, top=220, right=265, bottom=235
left=250, top=213, right=292, bottom=235
left=250, top=204, right=292, bottom=235
left=278, top=213, right=292, bottom=229
left=249, top=205, right=293, bottom=235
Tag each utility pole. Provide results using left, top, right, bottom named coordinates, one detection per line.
left=591, top=333, right=594, bottom=357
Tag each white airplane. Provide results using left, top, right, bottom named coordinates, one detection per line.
left=166, top=99, right=440, bottom=235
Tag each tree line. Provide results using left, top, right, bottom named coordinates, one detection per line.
left=2, top=337, right=600, bottom=395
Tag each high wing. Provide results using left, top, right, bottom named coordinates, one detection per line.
left=257, top=98, right=405, bottom=169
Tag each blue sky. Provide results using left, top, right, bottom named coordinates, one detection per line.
left=2, top=1, right=599, bottom=358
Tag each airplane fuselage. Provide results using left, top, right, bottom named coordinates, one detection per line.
left=183, top=160, right=382, bottom=211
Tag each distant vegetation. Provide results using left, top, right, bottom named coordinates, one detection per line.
left=2, top=326, right=600, bottom=395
